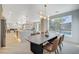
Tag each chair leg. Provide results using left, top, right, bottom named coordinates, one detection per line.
left=55, top=50, right=59, bottom=54
left=55, top=51, right=57, bottom=54
left=49, top=52, right=51, bottom=54
left=59, top=45, right=62, bottom=51
left=62, top=43, right=63, bottom=47
left=57, top=49, right=59, bottom=54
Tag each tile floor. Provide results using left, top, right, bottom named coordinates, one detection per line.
left=0, top=32, right=32, bottom=54
left=0, top=32, right=79, bottom=54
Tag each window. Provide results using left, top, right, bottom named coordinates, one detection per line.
left=49, top=15, right=72, bottom=37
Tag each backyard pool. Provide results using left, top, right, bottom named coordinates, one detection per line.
left=61, top=31, right=72, bottom=37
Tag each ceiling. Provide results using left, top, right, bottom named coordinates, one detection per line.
left=2, top=4, right=79, bottom=23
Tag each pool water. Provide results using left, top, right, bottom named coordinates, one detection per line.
left=61, top=32, right=72, bottom=37
left=61, top=32, right=71, bottom=35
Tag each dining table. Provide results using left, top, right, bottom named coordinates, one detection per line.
left=20, top=31, right=59, bottom=54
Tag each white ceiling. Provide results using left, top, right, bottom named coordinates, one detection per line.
left=2, top=4, right=79, bottom=23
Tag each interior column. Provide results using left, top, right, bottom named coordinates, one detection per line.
left=0, top=5, right=6, bottom=47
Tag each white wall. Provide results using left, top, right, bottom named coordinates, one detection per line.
left=72, top=11, right=79, bottom=43
left=50, top=9, right=79, bottom=43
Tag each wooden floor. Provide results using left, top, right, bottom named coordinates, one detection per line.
left=0, top=32, right=32, bottom=54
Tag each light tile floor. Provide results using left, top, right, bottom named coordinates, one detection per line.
left=0, top=32, right=32, bottom=54
left=0, top=32, right=79, bottom=54
left=61, top=38, right=79, bottom=54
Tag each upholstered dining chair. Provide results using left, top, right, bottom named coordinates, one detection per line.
left=43, top=38, right=59, bottom=54
left=48, top=36, right=57, bottom=43
left=58, top=35, right=64, bottom=51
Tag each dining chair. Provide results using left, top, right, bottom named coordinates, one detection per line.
left=48, top=36, right=57, bottom=43
left=43, top=38, right=59, bottom=54
left=58, top=35, right=64, bottom=51
left=61, top=35, right=64, bottom=46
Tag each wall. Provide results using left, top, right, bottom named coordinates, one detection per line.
left=72, top=11, right=79, bottom=43
left=0, top=21, right=1, bottom=47
left=50, top=9, right=79, bottom=43
left=0, top=4, right=2, bottom=17
left=0, top=5, right=3, bottom=47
